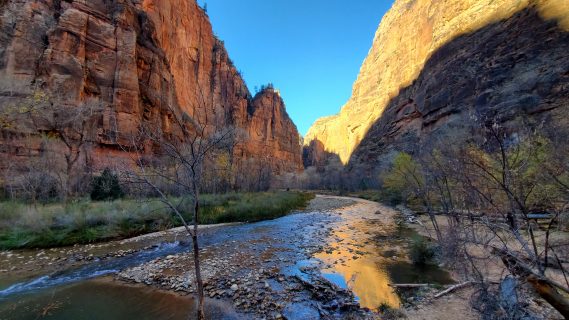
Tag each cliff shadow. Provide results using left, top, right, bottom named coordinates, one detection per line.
left=347, top=5, right=569, bottom=176
left=302, top=139, right=343, bottom=168
left=302, top=139, right=380, bottom=190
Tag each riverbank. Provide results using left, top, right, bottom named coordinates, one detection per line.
left=114, top=196, right=458, bottom=319
left=401, top=208, right=567, bottom=320
left=0, top=191, right=314, bottom=250
left=306, top=192, right=480, bottom=319
left=115, top=195, right=365, bottom=318
left=1, top=195, right=464, bottom=319
left=0, top=195, right=345, bottom=290
left=0, top=195, right=362, bottom=319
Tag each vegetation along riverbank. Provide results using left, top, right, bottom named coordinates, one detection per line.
left=0, top=192, right=314, bottom=250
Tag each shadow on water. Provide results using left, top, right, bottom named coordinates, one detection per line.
left=386, top=261, right=454, bottom=285
left=0, top=278, right=242, bottom=320
left=387, top=226, right=454, bottom=285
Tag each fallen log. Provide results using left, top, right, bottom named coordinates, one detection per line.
left=526, top=275, right=569, bottom=319
left=433, top=281, right=473, bottom=299
left=493, top=248, right=569, bottom=318
left=493, top=248, right=569, bottom=295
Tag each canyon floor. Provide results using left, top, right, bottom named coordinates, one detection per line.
left=0, top=196, right=474, bottom=319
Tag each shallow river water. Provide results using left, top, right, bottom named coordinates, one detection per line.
left=0, top=196, right=453, bottom=319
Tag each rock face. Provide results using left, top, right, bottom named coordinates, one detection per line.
left=0, top=0, right=302, bottom=176
left=235, top=87, right=304, bottom=175
left=304, top=0, right=569, bottom=165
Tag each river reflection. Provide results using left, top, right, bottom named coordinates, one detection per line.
left=315, top=218, right=401, bottom=310
left=314, top=203, right=453, bottom=311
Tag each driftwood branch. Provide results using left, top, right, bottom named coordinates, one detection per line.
left=434, top=281, right=473, bottom=299
left=526, top=275, right=569, bottom=319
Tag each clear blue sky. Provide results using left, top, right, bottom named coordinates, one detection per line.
left=198, top=1, right=394, bottom=135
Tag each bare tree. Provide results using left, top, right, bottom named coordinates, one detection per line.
left=3, top=137, right=62, bottom=204
left=1, top=91, right=103, bottom=200
left=120, top=97, right=236, bottom=319
left=382, top=119, right=569, bottom=317
left=28, top=98, right=103, bottom=200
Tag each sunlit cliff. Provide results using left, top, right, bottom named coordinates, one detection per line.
left=304, top=0, right=569, bottom=164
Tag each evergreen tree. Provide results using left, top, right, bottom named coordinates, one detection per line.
left=90, top=168, right=124, bottom=201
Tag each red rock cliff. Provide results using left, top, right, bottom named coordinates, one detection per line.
left=304, top=0, right=569, bottom=168
left=0, top=0, right=302, bottom=176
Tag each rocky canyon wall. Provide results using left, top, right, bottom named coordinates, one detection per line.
left=0, top=0, right=302, bottom=178
left=304, top=0, right=569, bottom=168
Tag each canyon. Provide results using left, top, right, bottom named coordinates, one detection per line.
left=0, top=0, right=302, bottom=177
left=0, top=1, right=568, bottom=319
left=304, top=0, right=569, bottom=169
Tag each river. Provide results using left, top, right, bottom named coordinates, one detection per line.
left=0, top=196, right=453, bottom=319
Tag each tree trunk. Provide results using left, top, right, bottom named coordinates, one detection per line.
left=65, top=173, right=72, bottom=202
left=192, top=195, right=205, bottom=319
left=65, top=155, right=74, bottom=202
left=496, top=248, right=569, bottom=318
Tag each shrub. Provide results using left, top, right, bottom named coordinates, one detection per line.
left=378, top=302, right=405, bottom=319
left=15, top=172, right=62, bottom=204
left=409, top=235, right=435, bottom=266
left=90, top=168, right=124, bottom=201
left=380, top=152, right=425, bottom=205
left=379, top=188, right=403, bottom=206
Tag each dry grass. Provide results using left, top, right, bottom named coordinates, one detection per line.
left=0, top=191, right=314, bottom=249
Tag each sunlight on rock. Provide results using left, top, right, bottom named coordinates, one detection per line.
left=304, top=0, right=569, bottom=164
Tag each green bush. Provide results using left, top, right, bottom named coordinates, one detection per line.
left=196, top=192, right=314, bottom=224
left=409, top=235, right=435, bottom=266
left=379, top=188, right=403, bottom=206
left=90, top=168, right=124, bottom=201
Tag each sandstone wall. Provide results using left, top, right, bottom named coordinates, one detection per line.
left=351, top=6, right=569, bottom=168
left=238, top=88, right=303, bottom=174
left=0, top=0, right=302, bottom=177
left=304, top=0, right=569, bottom=165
